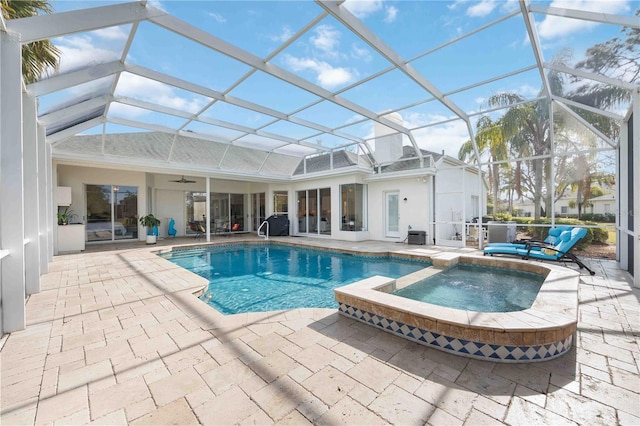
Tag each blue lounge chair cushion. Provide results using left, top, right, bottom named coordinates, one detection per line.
left=485, top=225, right=573, bottom=249
left=484, top=228, right=585, bottom=259
left=483, top=227, right=594, bottom=275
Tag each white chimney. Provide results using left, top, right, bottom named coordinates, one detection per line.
left=374, top=112, right=403, bottom=163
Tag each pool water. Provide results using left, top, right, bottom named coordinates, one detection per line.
left=392, top=264, right=545, bottom=312
left=160, top=244, right=430, bottom=314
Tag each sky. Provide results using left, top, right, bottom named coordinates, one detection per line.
left=40, top=0, right=635, bottom=158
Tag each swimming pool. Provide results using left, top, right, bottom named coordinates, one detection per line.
left=159, top=243, right=430, bottom=314
left=392, top=264, right=544, bottom=312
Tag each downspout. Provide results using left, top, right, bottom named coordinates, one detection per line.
left=431, top=175, right=436, bottom=245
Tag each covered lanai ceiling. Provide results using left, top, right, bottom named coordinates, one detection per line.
left=4, top=0, right=638, bottom=179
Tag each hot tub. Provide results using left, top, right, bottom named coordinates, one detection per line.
left=334, top=255, right=579, bottom=363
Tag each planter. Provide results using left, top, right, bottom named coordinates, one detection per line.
left=140, top=215, right=161, bottom=245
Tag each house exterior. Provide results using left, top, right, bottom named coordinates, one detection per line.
left=513, top=190, right=616, bottom=218
left=54, top=132, right=486, bottom=253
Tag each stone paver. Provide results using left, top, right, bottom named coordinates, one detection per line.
left=130, top=398, right=198, bottom=425
left=0, top=236, right=638, bottom=425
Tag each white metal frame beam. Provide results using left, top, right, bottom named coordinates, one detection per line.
left=6, top=1, right=166, bottom=43
left=553, top=100, right=617, bottom=148
left=519, top=0, right=552, bottom=99
left=544, top=62, right=637, bottom=91
left=528, top=4, right=640, bottom=29
left=317, top=0, right=470, bottom=122
left=148, top=12, right=413, bottom=136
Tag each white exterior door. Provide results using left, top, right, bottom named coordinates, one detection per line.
left=385, top=191, right=401, bottom=238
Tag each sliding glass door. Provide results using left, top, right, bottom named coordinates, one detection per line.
left=86, top=184, right=138, bottom=242
left=297, top=188, right=331, bottom=235
left=252, top=192, right=265, bottom=231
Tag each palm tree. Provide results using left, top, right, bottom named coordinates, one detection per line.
left=1, top=0, right=60, bottom=83
left=458, top=116, right=510, bottom=214
left=485, top=92, right=553, bottom=220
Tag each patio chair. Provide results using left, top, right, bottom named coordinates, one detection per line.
left=484, top=227, right=595, bottom=275
left=485, top=225, right=573, bottom=249
left=189, top=222, right=204, bottom=240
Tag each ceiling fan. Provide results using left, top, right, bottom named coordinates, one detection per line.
left=170, top=175, right=196, bottom=184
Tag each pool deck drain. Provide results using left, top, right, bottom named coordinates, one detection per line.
left=1, top=235, right=638, bottom=425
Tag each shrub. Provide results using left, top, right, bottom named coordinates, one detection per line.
left=580, top=213, right=616, bottom=223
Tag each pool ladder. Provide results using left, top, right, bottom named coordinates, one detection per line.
left=257, top=220, right=269, bottom=240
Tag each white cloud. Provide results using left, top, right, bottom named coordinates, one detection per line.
left=467, top=0, right=498, bottom=17
left=310, top=25, right=341, bottom=55
left=517, top=84, right=540, bottom=98
left=404, top=112, right=470, bottom=156
left=447, top=1, right=466, bottom=11
left=269, top=26, right=293, bottom=43
left=93, top=27, right=129, bottom=41
left=537, top=0, right=630, bottom=40
left=351, top=44, right=372, bottom=62
left=343, top=0, right=383, bottom=19
left=146, top=0, right=166, bottom=12
left=384, top=6, right=398, bottom=23
left=208, top=12, right=226, bottom=24
left=499, top=0, right=520, bottom=13
left=56, top=35, right=121, bottom=73
left=283, top=55, right=358, bottom=89
left=115, top=73, right=205, bottom=113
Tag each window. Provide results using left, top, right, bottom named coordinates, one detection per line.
left=471, top=195, right=479, bottom=219
left=604, top=203, right=611, bottom=213
left=86, top=184, right=138, bottom=242
left=561, top=206, right=568, bottom=214
left=274, top=191, right=288, bottom=216
left=341, top=184, right=367, bottom=231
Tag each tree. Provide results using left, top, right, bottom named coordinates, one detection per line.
left=567, top=8, right=639, bottom=110
left=458, top=116, right=510, bottom=214
left=1, top=0, right=60, bottom=83
left=484, top=91, right=553, bottom=220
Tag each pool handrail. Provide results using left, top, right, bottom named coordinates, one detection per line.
left=257, top=220, right=269, bottom=240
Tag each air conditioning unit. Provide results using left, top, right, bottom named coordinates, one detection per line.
left=408, top=230, right=426, bottom=245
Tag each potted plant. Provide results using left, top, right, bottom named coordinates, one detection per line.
left=57, top=207, right=77, bottom=225
left=139, top=214, right=161, bottom=244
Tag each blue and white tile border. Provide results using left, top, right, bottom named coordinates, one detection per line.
left=338, top=302, right=573, bottom=362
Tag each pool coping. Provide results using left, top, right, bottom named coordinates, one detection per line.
left=150, top=239, right=434, bottom=329
left=152, top=240, right=579, bottom=362
left=334, top=255, right=580, bottom=362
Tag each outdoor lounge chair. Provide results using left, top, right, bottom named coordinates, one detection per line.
left=485, top=225, right=573, bottom=249
left=189, top=221, right=204, bottom=239
left=484, top=227, right=595, bottom=275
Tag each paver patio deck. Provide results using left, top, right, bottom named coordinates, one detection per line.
left=1, top=236, right=638, bottom=425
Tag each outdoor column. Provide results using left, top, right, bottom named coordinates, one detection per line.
left=0, top=34, right=26, bottom=332
left=46, top=143, right=54, bottom=261
left=206, top=177, right=211, bottom=242
left=23, top=92, right=41, bottom=294
left=633, top=90, right=640, bottom=288
left=38, top=122, right=50, bottom=271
